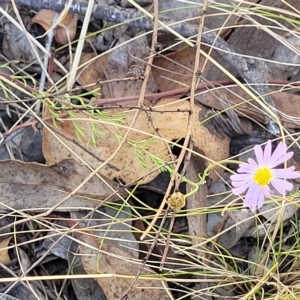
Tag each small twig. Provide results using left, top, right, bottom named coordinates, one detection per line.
left=67, top=0, right=93, bottom=90
left=36, top=11, right=58, bottom=113
left=159, top=211, right=176, bottom=271
left=55, top=105, right=190, bottom=113
left=0, top=72, right=146, bottom=103
left=93, top=79, right=231, bottom=105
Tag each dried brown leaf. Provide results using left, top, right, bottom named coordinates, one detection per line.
left=43, top=98, right=229, bottom=184
left=0, top=159, right=126, bottom=210
left=72, top=225, right=169, bottom=299
left=152, top=45, right=208, bottom=91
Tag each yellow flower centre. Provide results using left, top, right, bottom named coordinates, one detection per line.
left=253, top=167, right=273, bottom=187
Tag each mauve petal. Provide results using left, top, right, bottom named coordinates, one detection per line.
left=243, top=193, right=250, bottom=206
left=254, top=145, right=264, bottom=165
left=247, top=158, right=259, bottom=167
left=256, top=190, right=265, bottom=209
left=271, top=178, right=293, bottom=194
left=232, top=183, right=251, bottom=195
left=263, top=141, right=272, bottom=164
left=263, top=185, right=271, bottom=197
left=232, top=180, right=250, bottom=188
left=231, top=173, right=252, bottom=181
left=274, top=165, right=295, bottom=172
left=237, top=165, right=256, bottom=174
left=269, top=142, right=288, bottom=165
left=270, top=180, right=287, bottom=195
left=272, top=168, right=300, bottom=179
left=269, top=152, right=294, bottom=168
left=244, top=183, right=261, bottom=211
left=239, top=162, right=252, bottom=168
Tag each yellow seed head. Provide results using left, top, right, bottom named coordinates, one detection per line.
left=166, top=192, right=186, bottom=211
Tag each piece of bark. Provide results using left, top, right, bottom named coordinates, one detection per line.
left=186, top=148, right=211, bottom=300
left=186, top=148, right=208, bottom=249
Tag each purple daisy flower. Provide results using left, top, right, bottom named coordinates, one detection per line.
left=231, top=140, right=300, bottom=211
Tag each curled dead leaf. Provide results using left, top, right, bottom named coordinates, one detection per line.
left=0, top=236, right=12, bottom=265
left=31, top=10, right=78, bottom=45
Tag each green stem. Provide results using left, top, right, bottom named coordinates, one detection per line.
left=183, top=159, right=240, bottom=198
